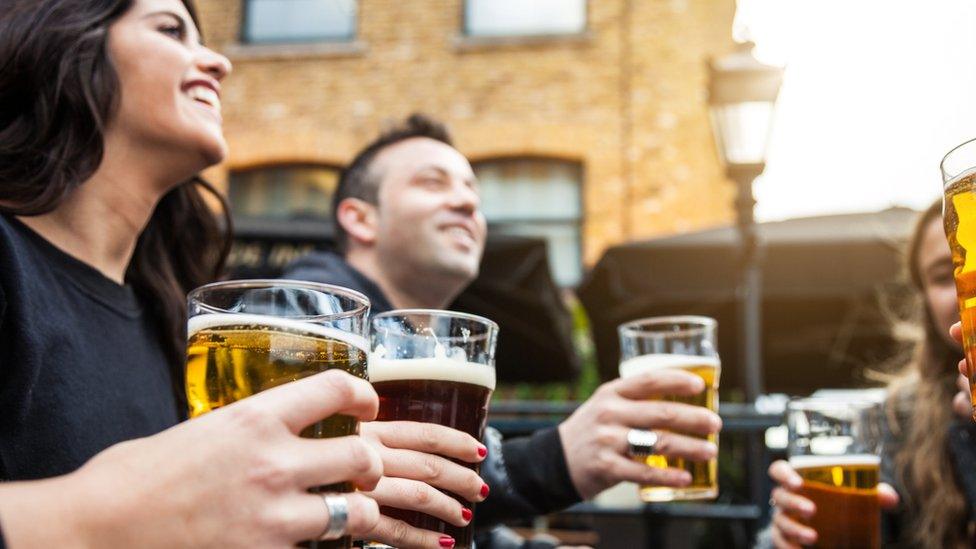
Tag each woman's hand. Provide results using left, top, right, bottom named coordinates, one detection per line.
left=358, top=421, right=488, bottom=549
left=0, top=370, right=383, bottom=549
left=767, top=460, right=899, bottom=548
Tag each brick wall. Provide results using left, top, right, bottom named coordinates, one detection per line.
left=196, top=0, right=737, bottom=265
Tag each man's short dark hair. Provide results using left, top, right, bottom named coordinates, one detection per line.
left=332, top=113, right=454, bottom=253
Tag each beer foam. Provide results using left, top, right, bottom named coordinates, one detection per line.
left=368, top=357, right=496, bottom=390
left=619, top=354, right=720, bottom=378
left=187, top=313, right=368, bottom=353
left=788, top=454, right=880, bottom=469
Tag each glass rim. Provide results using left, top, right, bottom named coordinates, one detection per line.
left=941, top=136, right=976, bottom=182
left=618, top=315, right=717, bottom=339
left=372, top=308, right=499, bottom=332
left=188, top=279, right=371, bottom=321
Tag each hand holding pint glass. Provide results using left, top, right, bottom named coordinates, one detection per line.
left=781, top=399, right=883, bottom=549
left=617, top=316, right=721, bottom=502
left=185, top=280, right=371, bottom=549
left=368, top=310, right=498, bottom=549
left=942, top=138, right=976, bottom=420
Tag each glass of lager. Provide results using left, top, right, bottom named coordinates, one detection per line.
left=369, top=310, right=498, bottom=549
left=942, top=138, right=976, bottom=419
left=617, top=316, right=720, bottom=502
left=786, top=398, right=883, bottom=549
left=185, top=280, right=370, bottom=549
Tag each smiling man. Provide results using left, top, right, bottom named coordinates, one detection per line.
left=283, top=114, right=721, bottom=548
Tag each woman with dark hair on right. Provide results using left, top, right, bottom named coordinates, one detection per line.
left=762, top=200, right=976, bottom=548
left=0, top=1, right=486, bottom=547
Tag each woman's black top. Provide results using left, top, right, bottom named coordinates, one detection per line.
left=0, top=214, right=180, bottom=482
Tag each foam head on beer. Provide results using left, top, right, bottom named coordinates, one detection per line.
left=369, top=343, right=496, bottom=390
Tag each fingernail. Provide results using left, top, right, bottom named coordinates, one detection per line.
left=477, top=445, right=487, bottom=458
left=461, top=507, right=473, bottom=522
left=439, top=536, right=456, bottom=548
left=480, top=483, right=490, bottom=498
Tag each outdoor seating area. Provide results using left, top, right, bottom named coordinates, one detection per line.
left=3, top=1, right=976, bottom=548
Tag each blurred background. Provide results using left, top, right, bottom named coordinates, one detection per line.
left=192, top=1, right=975, bottom=545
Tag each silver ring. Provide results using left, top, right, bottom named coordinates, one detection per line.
left=319, top=494, right=349, bottom=540
left=626, top=428, right=659, bottom=457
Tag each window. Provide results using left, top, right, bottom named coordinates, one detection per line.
left=243, top=0, right=356, bottom=44
left=464, top=0, right=586, bottom=37
left=474, top=159, right=583, bottom=286
left=229, top=165, right=340, bottom=221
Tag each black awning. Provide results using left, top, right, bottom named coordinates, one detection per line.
left=577, top=208, right=917, bottom=395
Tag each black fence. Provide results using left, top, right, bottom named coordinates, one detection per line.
left=489, top=401, right=783, bottom=548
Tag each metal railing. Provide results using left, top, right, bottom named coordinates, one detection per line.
left=488, top=400, right=782, bottom=548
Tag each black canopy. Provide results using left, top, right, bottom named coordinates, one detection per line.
left=577, top=208, right=918, bottom=396
left=228, top=220, right=580, bottom=384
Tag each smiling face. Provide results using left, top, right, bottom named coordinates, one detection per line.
left=917, top=215, right=962, bottom=351
left=106, top=0, right=231, bottom=179
left=371, top=137, right=487, bottom=284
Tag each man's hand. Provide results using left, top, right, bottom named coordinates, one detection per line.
left=557, top=369, right=721, bottom=499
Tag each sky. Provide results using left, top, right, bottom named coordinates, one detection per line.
left=733, top=0, right=976, bottom=221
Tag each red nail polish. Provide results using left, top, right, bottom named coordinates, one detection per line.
left=477, top=445, right=487, bottom=458
left=480, top=483, right=490, bottom=498
left=461, top=507, right=473, bottom=521
left=439, top=536, right=455, bottom=548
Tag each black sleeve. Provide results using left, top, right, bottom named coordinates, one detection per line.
left=500, top=427, right=580, bottom=513
left=474, top=427, right=581, bottom=529
left=0, top=519, right=6, bottom=549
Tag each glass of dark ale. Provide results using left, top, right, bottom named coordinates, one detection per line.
left=369, top=309, right=498, bottom=549
left=942, top=138, right=976, bottom=419
left=185, top=280, right=371, bottom=549
left=787, top=398, right=883, bottom=549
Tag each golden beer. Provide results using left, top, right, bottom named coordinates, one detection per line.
left=789, top=455, right=880, bottom=549
left=619, top=354, right=720, bottom=502
left=186, top=312, right=368, bottom=549
left=943, top=172, right=976, bottom=418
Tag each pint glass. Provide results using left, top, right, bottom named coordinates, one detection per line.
left=787, top=398, right=882, bottom=549
left=617, top=316, right=720, bottom=502
left=186, top=280, right=370, bottom=549
left=369, top=310, right=498, bottom=549
left=942, top=138, right=976, bottom=419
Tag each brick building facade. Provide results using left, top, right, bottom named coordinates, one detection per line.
left=197, top=0, right=738, bottom=285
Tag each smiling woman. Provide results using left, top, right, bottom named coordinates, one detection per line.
left=0, top=1, right=394, bottom=547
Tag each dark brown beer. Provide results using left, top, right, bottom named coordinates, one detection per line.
left=187, top=313, right=368, bottom=549
left=370, top=358, right=495, bottom=549
left=790, top=455, right=880, bottom=549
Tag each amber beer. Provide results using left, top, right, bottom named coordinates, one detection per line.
left=943, top=169, right=976, bottom=418
left=370, top=357, right=495, bottom=547
left=619, top=354, right=720, bottom=502
left=186, top=281, right=370, bottom=549
left=186, top=313, right=368, bottom=428
left=789, top=455, right=881, bottom=549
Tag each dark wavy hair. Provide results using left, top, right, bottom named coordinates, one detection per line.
left=886, top=200, right=969, bottom=548
left=0, top=0, right=232, bottom=409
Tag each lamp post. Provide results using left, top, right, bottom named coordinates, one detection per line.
left=708, top=40, right=783, bottom=519
left=707, top=40, right=783, bottom=404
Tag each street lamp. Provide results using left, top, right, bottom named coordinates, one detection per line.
left=707, top=41, right=783, bottom=403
